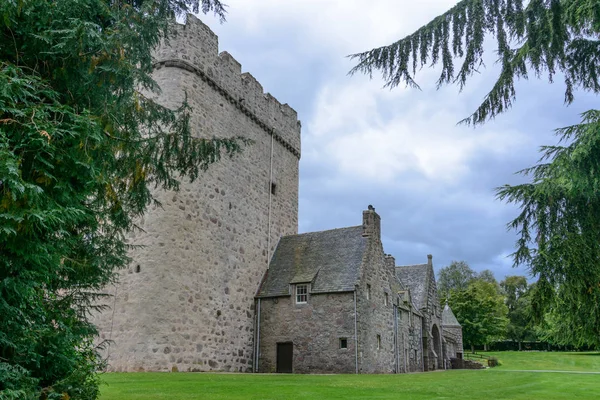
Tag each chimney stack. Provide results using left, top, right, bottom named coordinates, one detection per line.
left=384, top=254, right=396, bottom=270
left=427, top=254, right=433, bottom=266
left=362, top=205, right=381, bottom=240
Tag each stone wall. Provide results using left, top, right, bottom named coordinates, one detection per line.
left=397, top=307, right=424, bottom=373
left=93, top=15, right=300, bottom=372
left=443, top=325, right=464, bottom=361
left=355, top=209, right=400, bottom=373
left=258, top=292, right=356, bottom=373
left=422, top=257, right=444, bottom=371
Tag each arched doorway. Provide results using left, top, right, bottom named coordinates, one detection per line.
left=431, top=324, right=441, bottom=370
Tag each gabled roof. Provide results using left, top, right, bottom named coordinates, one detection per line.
left=395, top=264, right=429, bottom=310
left=442, top=303, right=461, bottom=327
left=256, top=226, right=367, bottom=298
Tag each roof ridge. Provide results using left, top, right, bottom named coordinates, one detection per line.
left=289, top=225, right=362, bottom=238
left=395, top=263, right=428, bottom=268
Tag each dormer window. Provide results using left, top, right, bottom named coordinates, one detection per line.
left=296, top=284, right=308, bottom=304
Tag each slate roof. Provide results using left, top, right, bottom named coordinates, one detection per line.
left=256, top=226, right=367, bottom=298
left=395, top=264, right=429, bottom=310
left=442, top=303, right=461, bottom=327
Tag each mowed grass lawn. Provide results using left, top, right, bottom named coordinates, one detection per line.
left=100, top=352, right=600, bottom=400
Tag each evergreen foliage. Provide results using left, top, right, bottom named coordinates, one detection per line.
left=350, top=0, right=600, bottom=347
left=0, top=1, right=241, bottom=398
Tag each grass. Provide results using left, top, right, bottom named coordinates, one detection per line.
left=100, top=352, right=600, bottom=400
left=486, top=351, right=600, bottom=371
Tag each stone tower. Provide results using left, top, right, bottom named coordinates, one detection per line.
left=93, top=15, right=301, bottom=372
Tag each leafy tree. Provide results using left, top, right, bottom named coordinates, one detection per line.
left=350, top=0, right=600, bottom=347
left=477, top=269, right=498, bottom=285
left=449, top=280, right=509, bottom=352
left=500, top=276, right=537, bottom=349
left=437, top=260, right=475, bottom=300
left=0, top=1, right=240, bottom=398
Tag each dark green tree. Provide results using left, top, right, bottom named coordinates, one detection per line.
left=350, top=0, right=600, bottom=347
left=449, top=280, right=509, bottom=352
left=500, top=276, right=537, bottom=349
left=0, top=1, right=241, bottom=398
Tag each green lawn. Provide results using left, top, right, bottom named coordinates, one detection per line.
left=486, top=351, right=600, bottom=371
left=100, top=352, right=600, bottom=400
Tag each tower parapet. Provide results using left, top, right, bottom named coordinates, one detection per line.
left=154, top=15, right=301, bottom=157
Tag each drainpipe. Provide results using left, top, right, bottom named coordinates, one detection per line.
left=354, top=289, right=358, bottom=374
left=255, top=298, right=261, bottom=372
left=267, top=135, right=274, bottom=266
left=393, top=305, right=398, bottom=373
left=420, top=317, right=424, bottom=372
left=257, top=135, right=273, bottom=373
left=403, top=330, right=407, bottom=373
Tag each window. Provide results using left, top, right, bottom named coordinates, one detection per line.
left=339, top=338, right=348, bottom=349
left=296, top=284, right=308, bottom=304
left=384, top=292, right=388, bottom=306
left=376, top=334, right=381, bottom=350
left=367, top=284, right=371, bottom=300
left=270, top=182, right=277, bottom=195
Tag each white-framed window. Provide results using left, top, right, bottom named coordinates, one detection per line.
left=384, top=292, right=388, bottom=306
left=296, top=284, right=308, bottom=304
left=376, top=334, right=381, bottom=350
left=367, top=284, right=371, bottom=300
left=339, top=338, right=348, bottom=349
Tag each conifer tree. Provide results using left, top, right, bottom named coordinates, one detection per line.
left=350, top=0, right=600, bottom=347
left=0, top=1, right=240, bottom=398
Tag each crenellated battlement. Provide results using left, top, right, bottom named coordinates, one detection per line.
left=153, top=14, right=301, bottom=158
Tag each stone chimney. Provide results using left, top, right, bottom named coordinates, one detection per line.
left=384, top=254, right=396, bottom=270
left=427, top=254, right=433, bottom=266
left=362, top=205, right=381, bottom=240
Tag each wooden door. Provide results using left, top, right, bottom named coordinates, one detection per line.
left=276, top=342, right=293, bottom=373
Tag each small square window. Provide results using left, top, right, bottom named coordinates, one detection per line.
left=339, top=338, right=348, bottom=349
left=296, top=284, right=308, bottom=304
left=377, top=334, right=381, bottom=350
left=367, top=284, right=371, bottom=300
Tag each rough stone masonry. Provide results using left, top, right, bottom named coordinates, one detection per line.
left=92, top=14, right=301, bottom=372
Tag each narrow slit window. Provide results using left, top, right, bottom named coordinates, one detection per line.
left=271, top=182, right=277, bottom=195
left=296, top=284, right=308, bottom=304
left=367, top=284, right=371, bottom=300
left=384, top=292, right=388, bottom=306
left=377, top=334, right=381, bottom=350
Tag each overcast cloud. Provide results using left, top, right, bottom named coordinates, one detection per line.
left=199, top=0, right=597, bottom=281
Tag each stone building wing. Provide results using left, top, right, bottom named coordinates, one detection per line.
left=442, top=303, right=461, bottom=327
left=395, top=264, right=429, bottom=309
left=256, top=226, right=366, bottom=297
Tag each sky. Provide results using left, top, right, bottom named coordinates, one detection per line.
left=198, top=0, right=597, bottom=281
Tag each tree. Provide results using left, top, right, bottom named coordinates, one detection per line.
left=350, top=0, right=600, bottom=347
left=0, top=1, right=240, bottom=398
left=500, top=276, right=537, bottom=349
left=437, top=260, right=475, bottom=300
left=477, top=269, right=498, bottom=285
left=449, top=280, right=509, bottom=352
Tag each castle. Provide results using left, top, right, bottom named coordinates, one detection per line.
left=94, top=15, right=462, bottom=373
